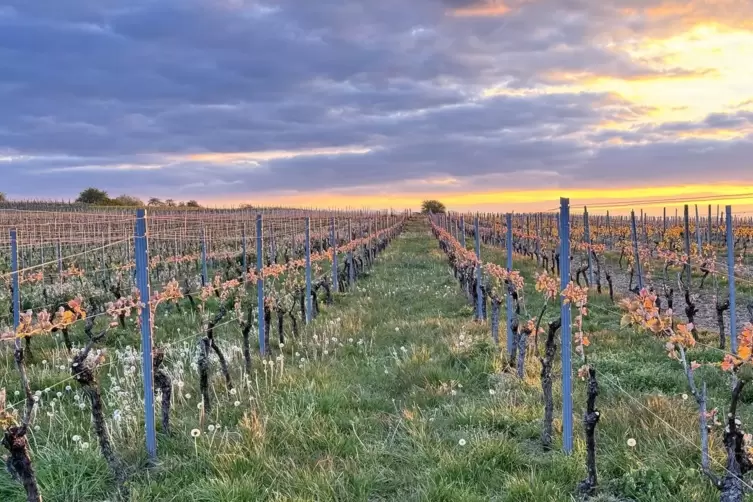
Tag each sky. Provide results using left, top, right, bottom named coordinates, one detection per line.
left=1, top=0, right=753, bottom=214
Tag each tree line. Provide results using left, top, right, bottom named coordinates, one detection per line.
left=0, top=189, right=201, bottom=208
left=75, top=188, right=201, bottom=208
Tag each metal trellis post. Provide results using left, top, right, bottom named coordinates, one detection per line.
left=201, top=227, right=208, bottom=287
left=256, top=214, right=265, bottom=356
left=726, top=205, right=737, bottom=354
left=330, top=217, right=338, bottom=292
left=134, top=209, right=157, bottom=460
left=560, top=198, right=573, bottom=455
left=474, top=215, right=483, bottom=321
left=505, top=213, right=513, bottom=352
left=584, top=207, right=593, bottom=286
left=630, top=210, right=643, bottom=291
left=305, top=217, right=312, bottom=323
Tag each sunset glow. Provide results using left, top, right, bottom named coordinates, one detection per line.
left=210, top=183, right=753, bottom=215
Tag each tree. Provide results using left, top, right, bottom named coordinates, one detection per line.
left=0, top=192, right=6, bottom=203
left=76, top=188, right=110, bottom=205
left=421, top=200, right=446, bottom=214
left=148, top=198, right=164, bottom=207
left=112, top=194, right=143, bottom=207
left=165, top=199, right=176, bottom=207
left=186, top=200, right=200, bottom=208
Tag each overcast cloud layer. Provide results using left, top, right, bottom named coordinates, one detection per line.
left=1, top=0, right=752, bottom=204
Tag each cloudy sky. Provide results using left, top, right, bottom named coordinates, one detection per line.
left=1, top=0, right=752, bottom=213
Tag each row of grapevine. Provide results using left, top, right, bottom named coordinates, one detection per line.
left=0, top=206, right=406, bottom=501
left=430, top=199, right=753, bottom=501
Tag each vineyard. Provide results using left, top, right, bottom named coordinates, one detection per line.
left=1, top=201, right=753, bottom=501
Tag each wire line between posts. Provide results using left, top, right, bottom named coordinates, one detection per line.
left=596, top=370, right=753, bottom=493
left=3, top=316, right=244, bottom=413
left=0, top=239, right=130, bottom=279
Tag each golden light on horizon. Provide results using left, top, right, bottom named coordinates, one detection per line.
left=207, top=183, right=753, bottom=215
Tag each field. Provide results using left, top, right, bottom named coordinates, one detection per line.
left=2, top=207, right=753, bottom=502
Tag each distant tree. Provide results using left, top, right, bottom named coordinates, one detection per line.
left=186, top=200, right=201, bottom=208
left=148, top=198, right=164, bottom=207
left=0, top=192, right=6, bottom=203
left=76, top=187, right=110, bottom=205
left=165, top=199, right=176, bottom=207
left=178, top=201, right=186, bottom=207
left=112, top=194, right=143, bottom=207
left=421, top=200, right=446, bottom=214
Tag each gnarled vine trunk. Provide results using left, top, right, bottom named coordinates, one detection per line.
left=578, top=367, right=600, bottom=496
left=540, top=318, right=562, bottom=450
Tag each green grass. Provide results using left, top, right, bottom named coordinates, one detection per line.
left=1, top=219, right=746, bottom=501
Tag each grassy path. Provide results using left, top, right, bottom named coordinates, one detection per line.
left=134, top=218, right=585, bottom=501
left=2, top=218, right=729, bottom=501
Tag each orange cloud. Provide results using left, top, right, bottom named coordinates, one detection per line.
left=645, top=3, right=695, bottom=17
left=450, top=3, right=511, bottom=17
